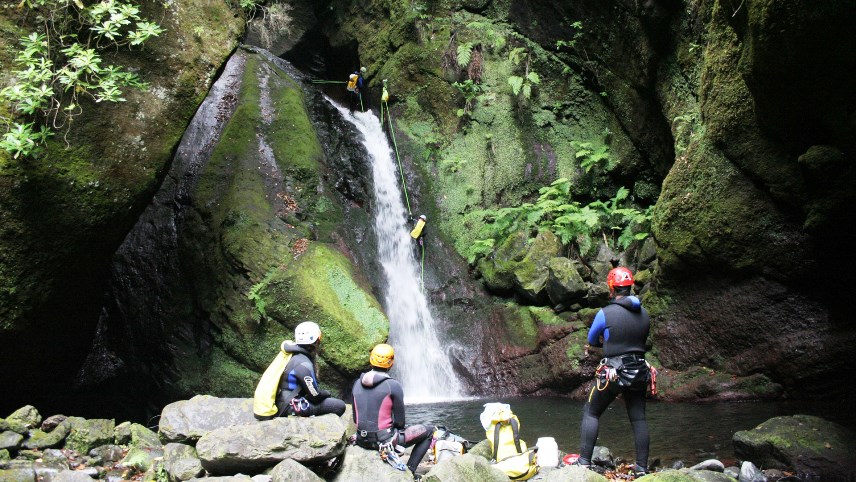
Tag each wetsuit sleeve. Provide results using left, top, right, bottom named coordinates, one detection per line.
left=295, top=360, right=330, bottom=403
left=588, top=309, right=607, bottom=347
left=391, top=381, right=406, bottom=429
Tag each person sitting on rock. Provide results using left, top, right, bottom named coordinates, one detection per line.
left=575, top=267, right=652, bottom=476
left=253, top=321, right=346, bottom=420
left=352, top=344, right=435, bottom=479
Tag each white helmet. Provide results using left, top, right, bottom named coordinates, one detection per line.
left=294, top=321, right=322, bottom=345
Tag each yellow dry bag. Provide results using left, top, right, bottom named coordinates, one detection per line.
left=410, top=219, right=426, bottom=240
left=486, top=407, right=538, bottom=480
left=347, top=74, right=358, bottom=92
left=253, top=344, right=293, bottom=418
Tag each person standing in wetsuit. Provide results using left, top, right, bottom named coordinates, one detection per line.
left=576, top=267, right=651, bottom=476
left=254, top=321, right=346, bottom=420
left=352, top=344, right=434, bottom=480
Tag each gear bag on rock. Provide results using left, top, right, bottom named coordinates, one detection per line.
left=481, top=403, right=539, bottom=480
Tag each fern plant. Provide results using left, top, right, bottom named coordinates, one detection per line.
left=507, top=48, right=540, bottom=100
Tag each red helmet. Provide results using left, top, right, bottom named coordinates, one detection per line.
left=607, top=267, right=634, bottom=288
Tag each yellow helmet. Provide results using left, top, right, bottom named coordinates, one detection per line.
left=370, top=344, right=395, bottom=369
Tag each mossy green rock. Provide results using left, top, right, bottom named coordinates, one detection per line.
left=512, top=231, right=563, bottom=304
left=120, top=446, right=163, bottom=472
left=733, top=415, right=856, bottom=478
left=546, top=257, right=588, bottom=306
left=329, top=445, right=412, bottom=482
left=21, top=420, right=70, bottom=450
left=163, top=443, right=205, bottom=482
left=63, top=418, right=115, bottom=454
left=129, top=423, right=161, bottom=450
left=0, top=468, right=35, bottom=482
left=478, top=231, right=529, bottom=294
left=113, top=422, right=131, bottom=446
left=0, top=449, right=9, bottom=462
left=4, top=407, right=40, bottom=435
left=270, top=458, right=323, bottom=482
left=636, top=469, right=736, bottom=481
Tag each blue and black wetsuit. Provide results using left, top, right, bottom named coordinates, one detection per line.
left=579, top=295, right=651, bottom=469
left=352, top=370, right=434, bottom=473
left=261, top=341, right=345, bottom=419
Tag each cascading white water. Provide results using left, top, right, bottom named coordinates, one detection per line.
left=335, top=104, right=463, bottom=401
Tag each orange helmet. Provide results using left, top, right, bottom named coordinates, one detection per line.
left=607, top=267, right=634, bottom=289
left=370, top=344, right=395, bottom=369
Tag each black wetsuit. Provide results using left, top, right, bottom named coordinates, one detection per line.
left=256, top=342, right=346, bottom=420
left=579, top=295, right=651, bottom=469
left=352, top=370, right=434, bottom=473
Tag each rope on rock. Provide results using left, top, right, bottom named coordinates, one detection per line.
left=383, top=99, right=412, bottom=216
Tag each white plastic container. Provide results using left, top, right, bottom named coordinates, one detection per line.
left=535, top=437, right=559, bottom=467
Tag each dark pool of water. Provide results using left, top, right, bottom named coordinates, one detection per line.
left=406, top=397, right=856, bottom=467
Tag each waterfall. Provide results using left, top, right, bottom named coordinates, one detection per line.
left=334, top=104, right=463, bottom=402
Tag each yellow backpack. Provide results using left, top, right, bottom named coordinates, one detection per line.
left=253, top=346, right=293, bottom=418
left=346, top=74, right=358, bottom=92
left=486, top=408, right=539, bottom=480
left=410, top=219, right=426, bottom=239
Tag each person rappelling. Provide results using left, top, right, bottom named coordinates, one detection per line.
left=347, top=66, right=366, bottom=114
left=409, top=214, right=427, bottom=247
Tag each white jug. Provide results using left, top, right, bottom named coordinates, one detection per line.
left=535, top=437, right=559, bottom=467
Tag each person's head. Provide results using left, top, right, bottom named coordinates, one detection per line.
left=382, top=78, right=388, bottom=85
left=369, top=343, right=395, bottom=371
left=360, top=66, right=367, bottom=75
left=606, top=267, right=634, bottom=298
left=294, top=321, right=322, bottom=350
left=419, top=214, right=427, bottom=222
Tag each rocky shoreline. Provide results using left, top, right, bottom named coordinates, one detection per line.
left=2, top=396, right=855, bottom=482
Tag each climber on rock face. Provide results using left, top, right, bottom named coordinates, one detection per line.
left=347, top=66, right=367, bottom=114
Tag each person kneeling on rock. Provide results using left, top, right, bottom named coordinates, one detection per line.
left=253, top=321, right=346, bottom=420
left=352, top=344, right=435, bottom=480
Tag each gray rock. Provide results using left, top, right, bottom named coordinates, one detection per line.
left=0, top=468, right=35, bottom=482
left=89, top=445, right=124, bottom=464
left=724, top=466, right=739, bottom=478
left=41, top=450, right=67, bottom=468
left=0, top=449, right=9, bottom=462
left=739, top=461, right=765, bottom=482
left=0, top=420, right=8, bottom=432
left=586, top=282, right=610, bottom=306
left=591, top=445, right=613, bottom=467
left=63, top=418, right=115, bottom=454
left=0, top=432, right=23, bottom=451
left=113, top=422, right=132, bottom=446
left=5, top=407, right=42, bottom=435
left=541, top=465, right=608, bottom=481
left=197, top=414, right=346, bottom=475
left=164, top=443, right=205, bottom=481
left=40, top=416, right=67, bottom=433
left=331, top=445, right=412, bottom=482
left=466, top=440, right=492, bottom=460
left=2, top=461, right=34, bottom=471
left=646, top=468, right=738, bottom=481
left=733, top=414, right=856, bottom=479
left=35, top=454, right=70, bottom=471
left=52, top=470, right=96, bottom=482
left=33, top=466, right=60, bottom=482
left=251, top=476, right=271, bottom=482
left=158, top=396, right=256, bottom=443
left=512, top=231, right=563, bottom=304
left=129, top=424, right=161, bottom=449
left=270, top=459, right=323, bottom=482
left=689, top=459, right=725, bottom=472
left=422, top=453, right=508, bottom=482
left=23, top=421, right=70, bottom=449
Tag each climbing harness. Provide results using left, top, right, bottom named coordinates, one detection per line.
left=379, top=441, right=407, bottom=471
left=594, top=356, right=658, bottom=396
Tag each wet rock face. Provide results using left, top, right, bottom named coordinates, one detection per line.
left=0, top=1, right=243, bottom=418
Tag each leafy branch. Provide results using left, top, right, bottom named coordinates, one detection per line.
left=1, top=0, right=164, bottom=158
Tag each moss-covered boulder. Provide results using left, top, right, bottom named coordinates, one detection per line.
left=158, top=396, right=256, bottom=444
left=512, top=231, right=563, bottom=304
left=270, top=458, right=323, bottom=482
left=0, top=432, right=23, bottom=451
left=163, top=443, right=205, bottom=482
left=635, top=469, right=735, bottom=481
left=478, top=231, right=529, bottom=295
left=732, top=415, right=856, bottom=479
left=330, top=445, right=412, bottom=482
left=128, top=424, right=161, bottom=450
left=546, top=257, right=588, bottom=307
left=540, top=465, right=608, bottom=481
left=655, top=367, right=783, bottom=402
left=21, top=420, right=70, bottom=450
left=4, top=407, right=40, bottom=435
left=63, top=418, right=115, bottom=454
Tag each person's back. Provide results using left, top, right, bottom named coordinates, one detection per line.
left=352, top=344, right=434, bottom=480
left=352, top=369, right=405, bottom=445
